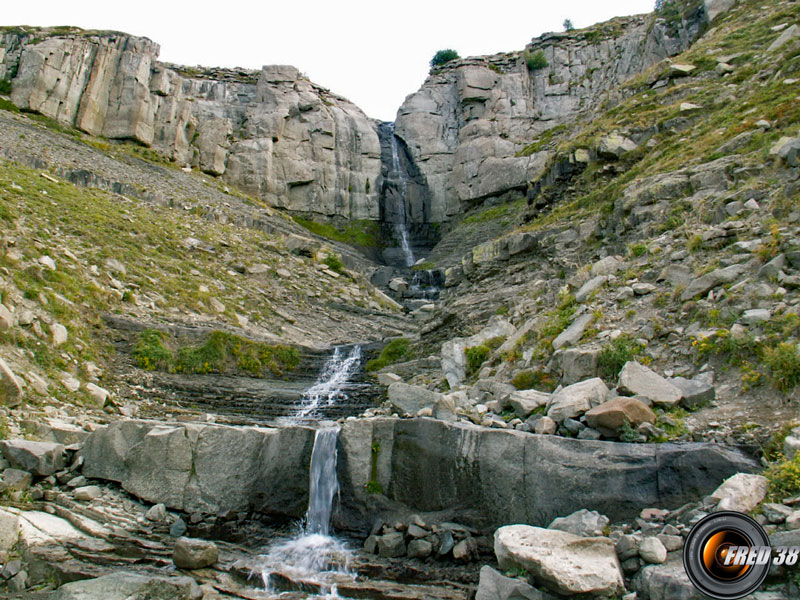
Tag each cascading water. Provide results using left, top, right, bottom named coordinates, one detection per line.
left=386, top=124, right=415, bottom=267
left=292, top=346, right=362, bottom=422
left=259, top=347, right=362, bottom=597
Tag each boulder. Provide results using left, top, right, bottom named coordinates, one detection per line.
left=74, top=486, right=102, bottom=502
left=50, top=323, right=68, bottom=346
left=145, top=503, right=168, bottom=522
left=548, top=509, right=609, bottom=537
left=598, top=133, right=638, bottom=159
left=0, top=440, right=66, bottom=476
left=705, top=0, right=738, bottom=22
left=680, top=263, right=750, bottom=301
left=639, top=536, right=668, bottom=564
left=585, top=397, right=656, bottom=437
left=387, top=382, right=443, bottom=417
left=0, top=304, right=13, bottom=331
left=2, top=468, right=33, bottom=491
left=547, top=378, right=609, bottom=422
left=84, top=383, right=110, bottom=406
left=173, top=537, right=219, bottom=569
left=552, top=348, right=599, bottom=385
left=784, top=427, right=800, bottom=459
left=768, top=24, right=800, bottom=53
left=495, top=525, right=624, bottom=596
left=377, top=532, right=406, bottom=558
left=453, top=537, right=478, bottom=562
left=407, top=539, right=433, bottom=559
left=618, top=362, right=682, bottom=407
left=0, top=358, right=23, bottom=407
left=591, top=256, right=622, bottom=277
left=710, top=473, right=767, bottom=512
left=0, top=508, right=20, bottom=552
left=575, top=276, right=607, bottom=303
left=552, top=313, right=594, bottom=350
left=534, top=417, right=557, bottom=435
left=507, top=389, right=550, bottom=418
left=670, top=377, right=715, bottom=409
left=476, top=565, right=552, bottom=600
left=53, top=572, right=201, bottom=600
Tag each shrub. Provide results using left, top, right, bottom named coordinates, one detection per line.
left=764, top=454, right=800, bottom=502
left=512, top=369, right=557, bottom=392
left=764, top=342, right=800, bottom=391
left=465, top=345, right=491, bottom=376
left=430, top=49, right=460, bottom=68
left=563, top=19, right=574, bottom=31
left=627, top=242, right=648, bottom=257
left=525, top=50, right=548, bottom=70
left=133, top=329, right=173, bottom=371
left=366, top=338, right=412, bottom=372
left=598, top=334, right=646, bottom=380
left=323, top=253, right=344, bottom=274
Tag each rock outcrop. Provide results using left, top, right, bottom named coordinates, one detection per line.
left=395, top=11, right=707, bottom=219
left=1, top=30, right=381, bottom=220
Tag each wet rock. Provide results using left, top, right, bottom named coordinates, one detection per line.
left=547, top=378, right=609, bottom=422
left=618, top=362, right=682, bottom=407
left=377, top=532, right=406, bottom=558
left=476, top=565, right=552, bottom=600
left=173, top=537, right=219, bottom=569
left=53, top=572, right=201, bottom=600
left=639, top=537, right=667, bottom=564
left=549, top=509, right=609, bottom=537
left=1, top=439, right=66, bottom=476
left=710, top=473, right=767, bottom=513
left=585, top=397, right=656, bottom=437
left=495, top=525, right=624, bottom=596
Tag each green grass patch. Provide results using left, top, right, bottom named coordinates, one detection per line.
left=764, top=454, right=800, bottom=502
left=516, top=125, right=567, bottom=157
left=0, top=97, right=20, bottom=113
left=511, top=368, right=557, bottom=392
left=461, top=199, right=525, bottom=227
left=292, top=216, right=382, bottom=248
left=366, top=338, right=413, bottom=372
left=133, top=329, right=299, bottom=378
left=323, top=253, right=345, bottom=274
left=465, top=345, right=491, bottom=376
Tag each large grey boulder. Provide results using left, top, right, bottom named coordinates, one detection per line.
left=680, top=263, right=751, bottom=301
left=547, top=378, right=609, bottom=422
left=710, top=473, right=767, bottom=512
left=551, top=348, right=599, bottom=385
left=81, top=420, right=314, bottom=517
left=335, top=418, right=758, bottom=533
left=0, top=440, right=66, bottom=476
left=495, top=525, right=624, bottom=596
left=507, top=389, right=550, bottom=418
left=705, top=0, right=738, bottom=22
left=552, top=313, right=594, bottom=350
left=548, top=509, right=609, bottom=537
left=670, top=377, right=715, bottom=409
left=476, top=565, right=554, bottom=600
left=618, top=362, right=682, bottom=407
left=53, top=572, right=201, bottom=600
left=387, top=382, right=442, bottom=417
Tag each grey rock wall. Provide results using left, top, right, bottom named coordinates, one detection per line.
left=0, top=31, right=382, bottom=220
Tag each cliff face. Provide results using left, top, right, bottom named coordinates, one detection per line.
left=395, top=8, right=707, bottom=221
left=0, top=29, right=382, bottom=220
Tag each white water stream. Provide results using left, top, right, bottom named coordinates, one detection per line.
left=260, top=347, right=362, bottom=597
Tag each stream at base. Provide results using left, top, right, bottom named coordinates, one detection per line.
left=259, top=347, right=360, bottom=597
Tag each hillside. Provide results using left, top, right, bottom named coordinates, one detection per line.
left=0, top=0, right=799, bottom=599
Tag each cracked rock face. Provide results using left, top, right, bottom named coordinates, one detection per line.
left=2, top=32, right=382, bottom=220
left=394, top=13, right=705, bottom=220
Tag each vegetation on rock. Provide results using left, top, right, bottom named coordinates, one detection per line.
left=430, top=49, right=460, bottom=68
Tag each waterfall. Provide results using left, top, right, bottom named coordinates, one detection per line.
left=386, top=123, right=415, bottom=267
left=293, top=345, right=362, bottom=422
left=305, top=427, right=340, bottom=536
left=259, top=350, right=360, bottom=596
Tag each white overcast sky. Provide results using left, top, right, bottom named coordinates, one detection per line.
left=3, top=1, right=656, bottom=121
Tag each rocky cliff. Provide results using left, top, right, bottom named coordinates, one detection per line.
left=395, top=5, right=707, bottom=220
left=0, top=28, right=382, bottom=220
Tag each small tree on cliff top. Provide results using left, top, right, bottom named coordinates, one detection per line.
left=430, top=49, right=460, bottom=68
